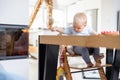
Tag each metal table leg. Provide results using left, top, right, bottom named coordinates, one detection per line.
left=110, top=50, right=120, bottom=80
left=39, top=44, right=59, bottom=80
left=106, top=49, right=114, bottom=80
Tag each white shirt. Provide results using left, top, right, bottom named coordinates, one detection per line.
left=63, top=26, right=95, bottom=36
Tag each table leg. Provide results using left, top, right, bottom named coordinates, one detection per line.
left=106, top=49, right=114, bottom=80
left=39, top=44, right=59, bottom=80
left=110, top=50, right=120, bottom=80
left=110, top=66, right=119, bottom=80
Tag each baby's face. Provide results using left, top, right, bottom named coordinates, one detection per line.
left=73, top=22, right=85, bottom=32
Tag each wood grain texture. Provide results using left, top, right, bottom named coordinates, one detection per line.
left=40, top=35, right=120, bottom=49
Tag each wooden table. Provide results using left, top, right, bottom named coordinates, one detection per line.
left=39, top=35, right=120, bottom=80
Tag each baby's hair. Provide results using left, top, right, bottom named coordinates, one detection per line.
left=73, top=12, right=87, bottom=26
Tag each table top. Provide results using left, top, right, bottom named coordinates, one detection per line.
left=39, top=35, right=120, bottom=49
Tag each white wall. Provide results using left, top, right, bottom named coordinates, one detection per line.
left=116, top=0, right=120, bottom=11
left=0, top=0, right=29, bottom=25
left=67, top=0, right=120, bottom=32
left=101, top=0, right=118, bottom=31
left=67, top=0, right=101, bottom=22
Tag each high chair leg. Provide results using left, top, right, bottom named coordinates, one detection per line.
left=97, top=60, right=107, bottom=80
left=63, top=49, right=72, bottom=80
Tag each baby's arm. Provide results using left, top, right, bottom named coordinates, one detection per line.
left=89, top=27, right=98, bottom=35
left=51, top=27, right=64, bottom=33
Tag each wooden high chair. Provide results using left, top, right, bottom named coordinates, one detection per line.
left=60, top=45, right=112, bottom=80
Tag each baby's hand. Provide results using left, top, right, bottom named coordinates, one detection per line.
left=51, top=27, right=58, bottom=31
left=51, top=27, right=63, bottom=33
left=51, top=27, right=55, bottom=31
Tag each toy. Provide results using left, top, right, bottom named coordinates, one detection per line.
left=56, top=66, right=64, bottom=80
left=56, top=46, right=65, bottom=80
left=101, top=31, right=119, bottom=35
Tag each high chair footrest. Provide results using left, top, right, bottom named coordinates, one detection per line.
left=70, top=64, right=112, bottom=70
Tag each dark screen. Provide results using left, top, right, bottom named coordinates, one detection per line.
left=0, top=28, right=28, bottom=59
